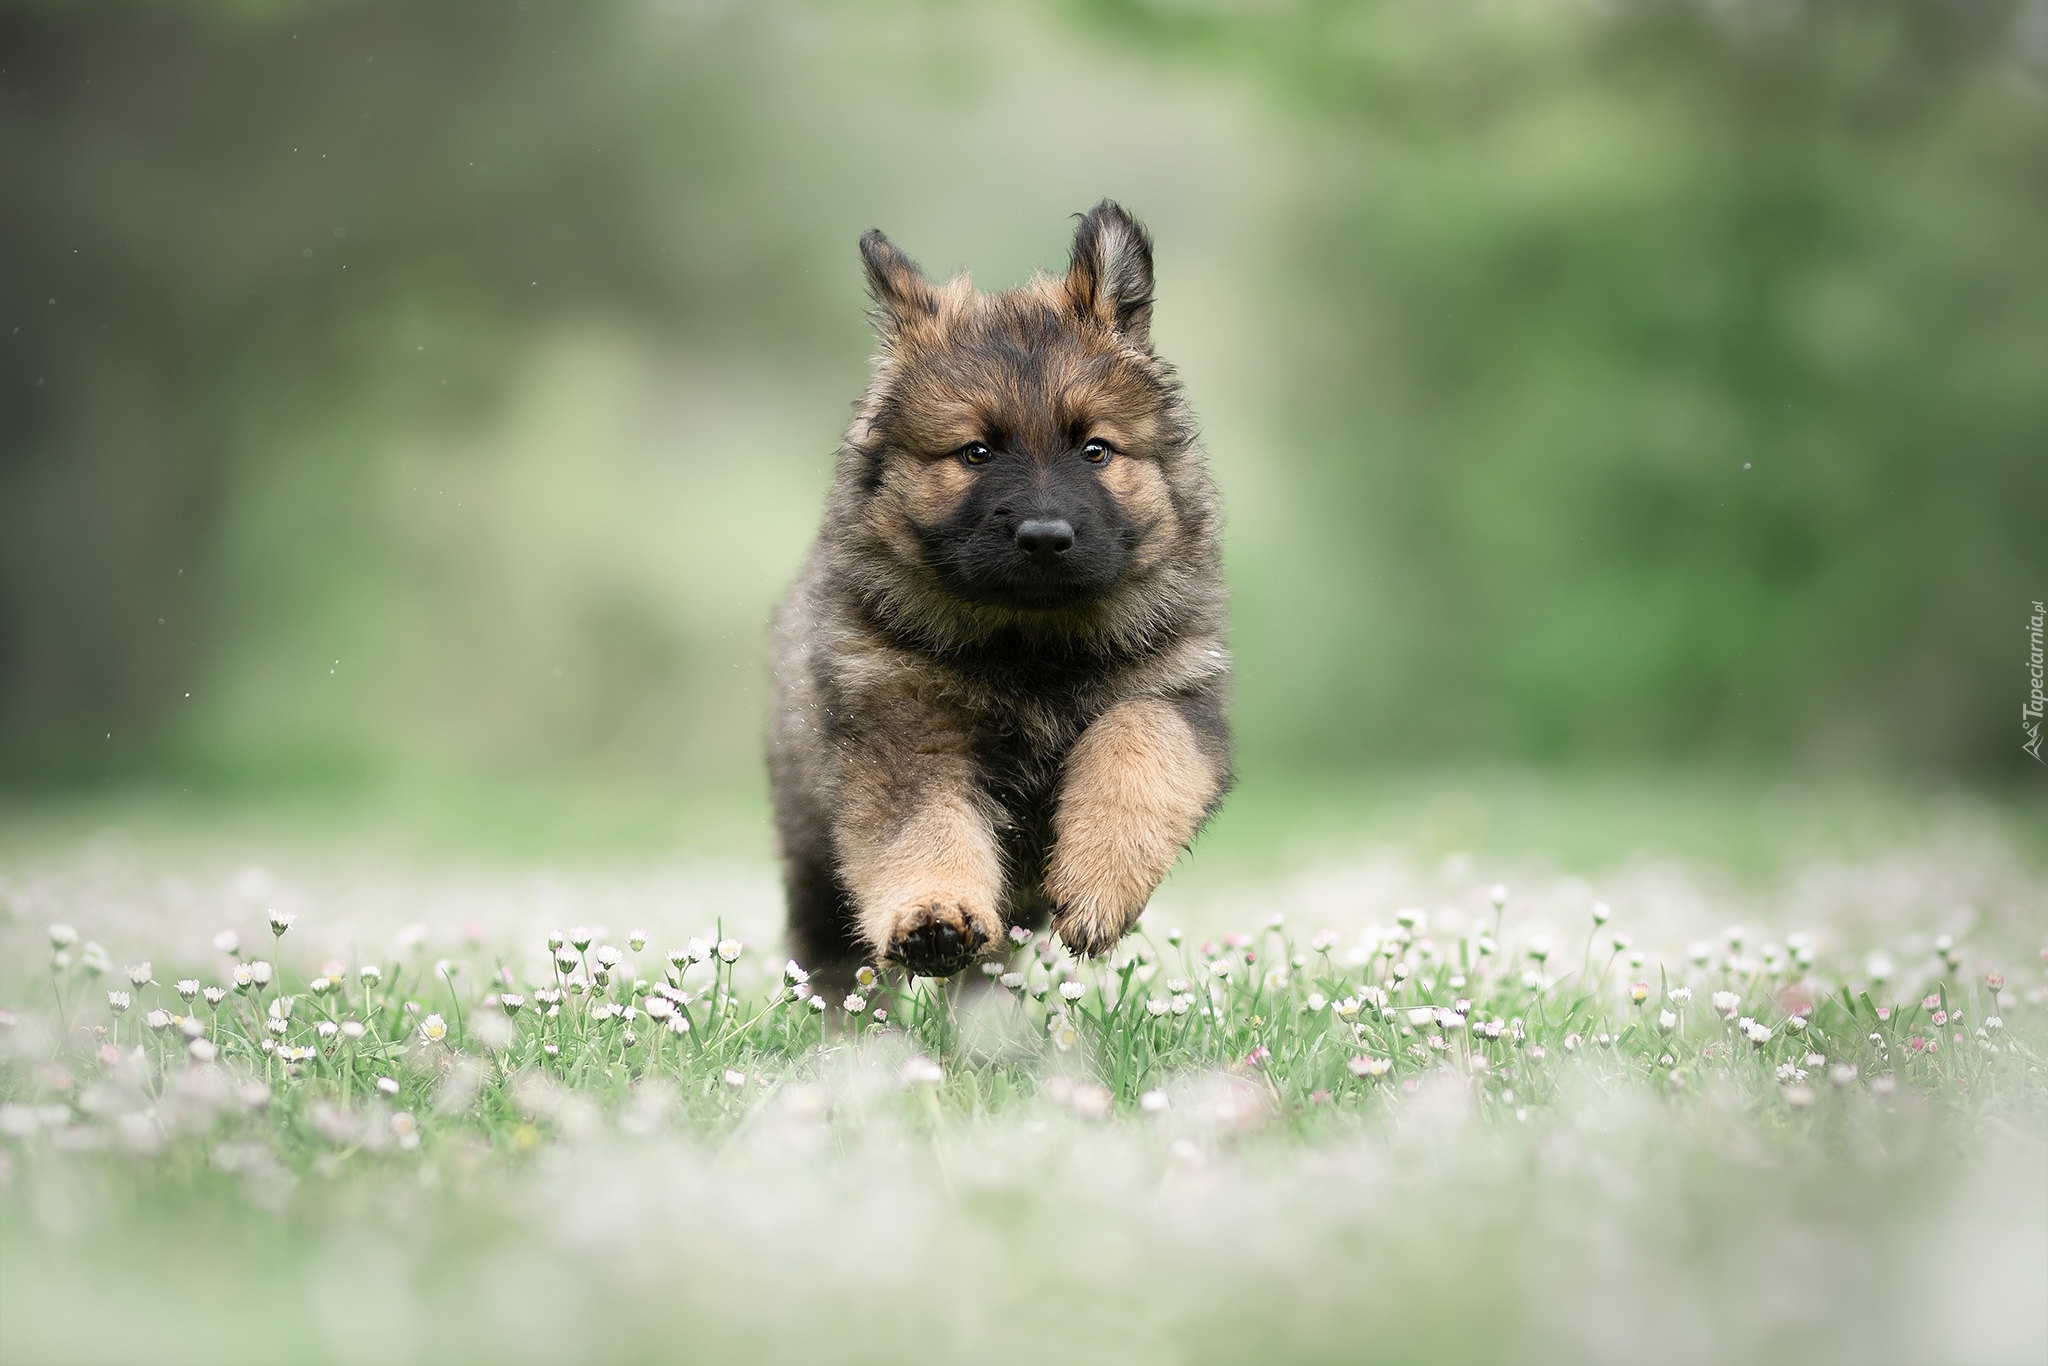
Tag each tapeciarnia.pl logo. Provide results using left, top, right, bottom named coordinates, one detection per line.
left=2026, top=599, right=2045, bottom=763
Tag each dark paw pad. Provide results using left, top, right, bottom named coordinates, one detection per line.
left=887, top=905, right=987, bottom=978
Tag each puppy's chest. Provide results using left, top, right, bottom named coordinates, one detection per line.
left=968, top=718, right=1070, bottom=878
left=952, top=675, right=1097, bottom=810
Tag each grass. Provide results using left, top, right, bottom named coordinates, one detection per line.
left=1, top=782, right=2044, bottom=1364
left=9, top=764, right=2041, bottom=872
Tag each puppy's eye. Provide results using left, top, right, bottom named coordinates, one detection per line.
left=958, top=441, right=993, bottom=466
left=1082, top=439, right=1114, bottom=465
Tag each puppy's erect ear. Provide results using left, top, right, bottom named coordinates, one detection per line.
left=860, top=229, right=938, bottom=334
left=1065, top=200, right=1155, bottom=345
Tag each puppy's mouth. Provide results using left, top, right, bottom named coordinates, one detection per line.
left=911, top=519, right=1130, bottom=614
left=953, top=560, right=1112, bottom=611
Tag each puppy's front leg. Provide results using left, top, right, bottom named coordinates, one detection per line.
left=1047, top=696, right=1226, bottom=957
left=834, top=704, right=1004, bottom=978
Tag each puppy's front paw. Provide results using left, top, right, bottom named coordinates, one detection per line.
left=883, top=900, right=997, bottom=978
left=1045, top=856, right=1149, bottom=959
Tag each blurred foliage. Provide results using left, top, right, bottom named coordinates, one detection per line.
left=3, top=0, right=2044, bottom=796
left=1075, top=0, right=2048, bottom=776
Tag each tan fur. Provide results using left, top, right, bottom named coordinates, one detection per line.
left=1098, top=455, right=1180, bottom=573
left=900, top=455, right=975, bottom=526
left=839, top=788, right=1004, bottom=962
left=1044, top=698, right=1222, bottom=955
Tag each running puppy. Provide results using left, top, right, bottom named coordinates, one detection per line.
left=769, top=201, right=1231, bottom=981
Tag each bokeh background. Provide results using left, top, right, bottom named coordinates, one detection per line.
left=5, top=0, right=2045, bottom=851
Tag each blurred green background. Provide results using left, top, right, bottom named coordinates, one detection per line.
left=4, top=0, right=2045, bottom=835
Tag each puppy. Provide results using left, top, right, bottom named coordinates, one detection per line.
left=768, top=201, right=1230, bottom=981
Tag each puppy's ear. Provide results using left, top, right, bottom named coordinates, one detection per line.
left=860, top=229, right=938, bottom=335
left=1065, top=200, right=1155, bottom=345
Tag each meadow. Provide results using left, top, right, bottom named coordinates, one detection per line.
left=7, top=3, right=2046, bottom=1362
left=2, top=780, right=2042, bottom=1365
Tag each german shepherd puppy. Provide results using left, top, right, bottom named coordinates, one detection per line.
left=769, top=201, right=1230, bottom=982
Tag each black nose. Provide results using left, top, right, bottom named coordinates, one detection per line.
left=1014, top=518, right=1075, bottom=558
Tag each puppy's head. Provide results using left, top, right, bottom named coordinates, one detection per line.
left=843, top=203, right=1202, bottom=628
